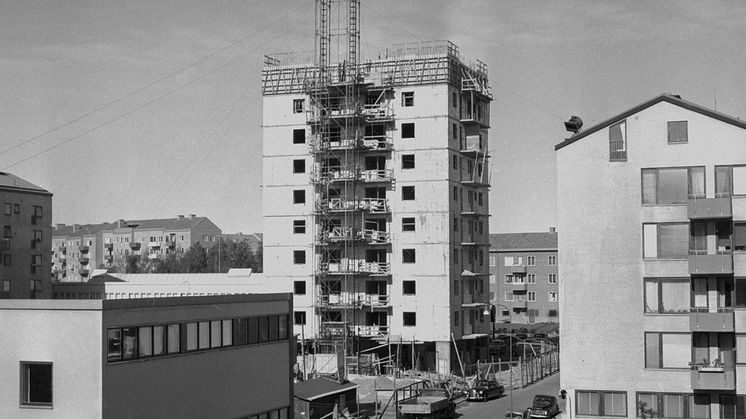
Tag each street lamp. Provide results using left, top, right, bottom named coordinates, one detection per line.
left=485, top=303, right=513, bottom=416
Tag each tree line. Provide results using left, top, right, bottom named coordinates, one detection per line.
left=108, top=240, right=263, bottom=274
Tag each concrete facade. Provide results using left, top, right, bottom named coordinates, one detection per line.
left=557, top=94, right=746, bottom=418
left=0, top=294, right=294, bottom=418
left=489, top=231, right=558, bottom=324
left=262, top=41, right=491, bottom=373
left=0, top=173, right=52, bottom=299
left=52, top=223, right=109, bottom=282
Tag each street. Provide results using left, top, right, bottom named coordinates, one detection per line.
left=455, top=373, right=565, bottom=419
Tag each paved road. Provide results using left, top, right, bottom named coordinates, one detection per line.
left=455, top=373, right=566, bottom=419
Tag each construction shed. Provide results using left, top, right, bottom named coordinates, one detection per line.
left=294, top=378, right=358, bottom=419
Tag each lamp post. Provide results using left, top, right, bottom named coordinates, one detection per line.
left=485, top=303, right=513, bottom=416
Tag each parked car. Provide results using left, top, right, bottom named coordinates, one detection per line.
left=527, top=394, right=560, bottom=418
left=467, top=379, right=504, bottom=402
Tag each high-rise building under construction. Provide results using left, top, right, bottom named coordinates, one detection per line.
left=261, top=0, right=491, bottom=374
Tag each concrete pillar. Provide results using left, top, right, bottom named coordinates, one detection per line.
left=436, top=340, right=451, bottom=374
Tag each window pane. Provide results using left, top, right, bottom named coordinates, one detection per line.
left=693, top=332, right=709, bottom=366
left=643, top=224, right=658, bottom=258
left=210, top=320, right=221, bottom=348
left=222, top=319, right=232, bottom=346
left=689, top=167, right=705, bottom=198
left=258, top=316, right=269, bottom=342
left=107, top=329, right=122, bottom=362
left=138, top=326, right=153, bottom=357
left=186, top=323, right=198, bottom=351
left=603, top=392, right=626, bottom=416
left=167, top=324, right=180, bottom=354
left=122, top=327, right=138, bottom=360
left=234, top=318, right=248, bottom=345
left=577, top=391, right=600, bottom=415
left=716, top=166, right=732, bottom=196
left=645, top=333, right=661, bottom=368
left=248, top=317, right=259, bottom=344
left=152, top=326, right=164, bottom=356
left=278, top=315, right=288, bottom=340
left=24, top=363, right=52, bottom=404
left=662, top=333, right=691, bottom=368
left=689, top=394, right=709, bottom=419
left=660, top=279, right=689, bottom=313
left=734, top=166, right=746, bottom=195
left=734, top=224, right=746, bottom=251
left=658, top=168, right=688, bottom=204
left=668, top=121, right=688, bottom=143
left=269, top=316, right=279, bottom=341
left=644, top=279, right=659, bottom=313
left=198, top=321, right=210, bottom=349
left=642, top=169, right=657, bottom=204
left=658, top=224, right=688, bottom=258
left=663, top=393, right=684, bottom=418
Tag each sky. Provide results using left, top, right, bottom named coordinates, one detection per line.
left=2, top=1, right=746, bottom=234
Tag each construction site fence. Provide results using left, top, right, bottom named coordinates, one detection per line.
left=465, top=348, right=559, bottom=389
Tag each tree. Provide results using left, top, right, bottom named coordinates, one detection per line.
left=184, top=243, right=208, bottom=273
left=253, top=245, right=263, bottom=273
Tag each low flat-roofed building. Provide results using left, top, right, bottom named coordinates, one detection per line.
left=294, top=378, right=357, bottom=419
left=52, top=268, right=283, bottom=300
left=0, top=294, right=294, bottom=418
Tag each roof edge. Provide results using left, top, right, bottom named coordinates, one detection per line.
left=555, top=94, right=746, bottom=151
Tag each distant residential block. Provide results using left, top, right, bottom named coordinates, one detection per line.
left=52, top=215, right=222, bottom=281
left=557, top=93, right=746, bottom=418
left=489, top=230, right=558, bottom=324
left=0, top=294, right=293, bottom=418
left=0, top=172, right=52, bottom=299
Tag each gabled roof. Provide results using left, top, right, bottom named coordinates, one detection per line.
left=0, top=172, right=51, bottom=195
left=295, top=378, right=357, bottom=401
left=53, top=223, right=111, bottom=238
left=555, top=93, right=746, bottom=151
left=490, top=232, right=557, bottom=251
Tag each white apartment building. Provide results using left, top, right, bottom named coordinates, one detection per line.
left=262, top=40, right=491, bottom=373
left=557, top=93, right=746, bottom=418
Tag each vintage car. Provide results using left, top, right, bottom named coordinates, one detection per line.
left=527, top=394, right=560, bottom=418
left=466, top=379, right=504, bottom=402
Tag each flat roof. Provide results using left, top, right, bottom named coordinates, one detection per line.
left=295, top=378, right=358, bottom=401
left=0, top=294, right=291, bottom=311
left=490, top=232, right=557, bottom=251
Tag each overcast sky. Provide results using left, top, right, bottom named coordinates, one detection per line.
left=2, top=1, right=746, bottom=234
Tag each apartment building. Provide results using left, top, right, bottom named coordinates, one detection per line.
left=0, top=294, right=294, bottom=418
left=262, top=37, right=491, bottom=373
left=489, top=231, right=558, bottom=324
left=557, top=93, right=746, bottom=418
left=52, top=216, right=221, bottom=278
left=52, top=223, right=110, bottom=282
left=0, top=172, right=52, bottom=299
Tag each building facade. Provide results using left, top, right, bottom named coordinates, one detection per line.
left=489, top=231, right=558, bottom=324
left=0, top=173, right=52, bottom=299
left=51, top=215, right=221, bottom=275
left=52, top=223, right=109, bottom=282
left=557, top=94, right=746, bottom=418
left=262, top=38, right=491, bottom=373
left=0, top=294, right=294, bottom=418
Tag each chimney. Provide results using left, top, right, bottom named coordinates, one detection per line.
left=72, top=224, right=80, bottom=232
left=177, top=215, right=185, bottom=220
left=189, top=214, right=196, bottom=219
left=55, top=224, right=64, bottom=230
left=549, top=227, right=556, bottom=233
left=117, top=219, right=125, bottom=228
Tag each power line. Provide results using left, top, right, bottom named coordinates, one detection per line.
left=0, top=0, right=309, bottom=159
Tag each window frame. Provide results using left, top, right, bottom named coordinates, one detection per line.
left=401, top=186, right=415, bottom=201
left=402, top=248, right=416, bottom=264
left=294, top=281, right=306, bottom=295
left=401, top=91, right=414, bottom=107
left=293, top=219, right=306, bottom=234
left=609, top=119, right=627, bottom=162
left=293, top=250, right=306, bottom=264
left=641, top=166, right=705, bottom=205
left=403, top=312, right=416, bottom=327
left=401, top=154, right=415, bottom=169
left=402, top=280, right=416, bottom=295
left=402, top=217, right=415, bottom=232
left=401, top=123, right=415, bottom=139
left=292, top=128, right=306, bottom=144
left=292, top=190, right=306, bottom=204
left=576, top=390, right=627, bottom=417
left=292, top=159, right=306, bottom=174
left=293, top=98, right=305, bottom=114
left=667, top=120, right=688, bottom=144
left=20, top=361, right=53, bottom=407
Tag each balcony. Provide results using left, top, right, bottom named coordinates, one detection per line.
left=167, top=240, right=176, bottom=248
left=359, top=169, right=393, bottom=183
left=691, top=365, right=735, bottom=391
left=508, top=265, right=527, bottom=274
left=460, top=135, right=488, bottom=158
left=688, top=195, right=732, bottom=219
left=361, top=136, right=393, bottom=151
left=104, top=254, right=113, bottom=261
left=690, top=309, right=734, bottom=332
left=148, top=241, right=161, bottom=248
left=317, top=198, right=389, bottom=214
left=361, top=103, right=394, bottom=121
left=689, top=251, right=733, bottom=275
left=320, top=260, right=390, bottom=276
left=79, top=257, right=90, bottom=265
left=362, top=294, right=390, bottom=308
left=79, top=245, right=89, bottom=253
left=129, top=242, right=140, bottom=250
left=312, top=169, right=357, bottom=183
left=318, top=294, right=361, bottom=309
left=361, top=229, right=390, bottom=245
left=104, top=243, right=113, bottom=250
left=460, top=203, right=487, bottom=217
left=80, top=268, right=90, bottom=277
left=355, top=325, right=389, bottom=338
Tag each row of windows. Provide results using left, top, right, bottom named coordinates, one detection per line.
left=293, top=90, right=465, bottom=113
left=644, top=222, right=746, bottom=259
left=292, top=249, right=417, bottom=265
left=608, top=120, right=689, bottom=162
left=107, top=314, right=289, bottom=363
left=505, top=273, right=558, bottom=284
left=576, top=390, right=743, bottom=418
left=0, top=279, right=43, bottom=295
left=504, top=291, right=557, bottom=302
left=642, top=277, right=746, bottom=314
left=500, top=255, right=557, bottom=267
left=3, top=203, right=42, bottom=218
left=293, top=280, right=417, bottom=296
left=642, top=165, right=746, bottom=205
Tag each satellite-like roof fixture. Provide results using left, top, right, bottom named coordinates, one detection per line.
left=564, top=115, right=583, bottom=134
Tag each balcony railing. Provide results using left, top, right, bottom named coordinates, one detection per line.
left=690, top=362, right=736, bottom=391
left=148, top=241, right=161, bottom=248
left=79, top=245, right=89, bottom=253
left=688, top=250, right=733, bottom=275
left=687, top=194, right=732, bottom=219
left=355, top=325, right=389, bottom=337
left=361, top=229, right=390, bottom=244
left=361, top=103, right=394, bottom=121
left=508, top=265, right=527, bottom=274
left=361, top=136, right=393, bottom=151
left=79, top=257, right=90, bottom=265
left=362, top=294, right=390, bottom=307
left=359, top=169, right=393, bottom=183
left=316, top=198, right=390, bottom=214
left=104, top=242, right=113, bottom=250
left=690, top=308, right=734, bottom=332
left=129, top=242, right=141, bottom=249
left=104, top=254, right=113, bottom=261
left=318, top=294, right=361, bottom=308
left=319, top=260, right=390, bottom=275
